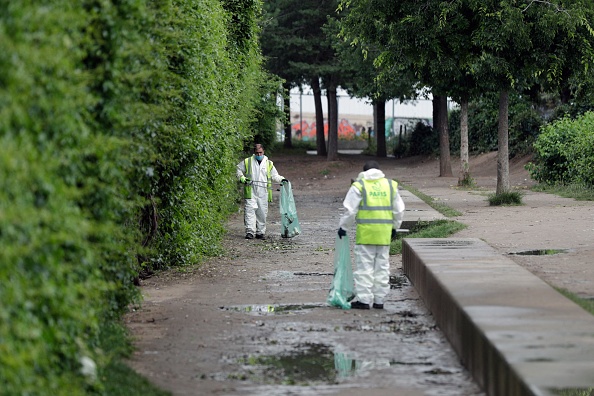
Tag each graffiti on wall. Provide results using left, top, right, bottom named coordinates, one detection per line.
left=291, top=119, right=369, bottom=141
left=292, top=117, right=432, bottom=141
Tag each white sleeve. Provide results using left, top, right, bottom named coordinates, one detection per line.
left=270, top=164, right=284, bottom=184
left=393, top=189, right=405, bottom=230
left=236, top=160, right=246, bottom=180
left=338, top=186, right=362, bottom=230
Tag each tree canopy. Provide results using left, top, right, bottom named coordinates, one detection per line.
left=338, top=0, right=594, bottom=189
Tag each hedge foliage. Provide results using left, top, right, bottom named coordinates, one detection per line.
left=0, top=0, right=270, bottom=393
left=528, top=111, right=594, bottom=187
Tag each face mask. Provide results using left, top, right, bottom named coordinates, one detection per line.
left=255, top=155, right=264, bottom=161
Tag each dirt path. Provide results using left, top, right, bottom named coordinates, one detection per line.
left=126, top=152, right=594, bottom=395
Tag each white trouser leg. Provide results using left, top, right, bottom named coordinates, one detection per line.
left=353, top=244, right=375, bottom=304
left=255, top=194, right=268, bottom=235
left=244, top=197, right=257, bottom=234
left=371, top=245, right=390, bottom=305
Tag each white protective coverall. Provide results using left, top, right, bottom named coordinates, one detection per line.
left=237, top=155, right=284, bottom=236
left=338, top=168, right=405, bottom=305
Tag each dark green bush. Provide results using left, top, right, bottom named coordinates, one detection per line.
left=406, top=121, right=440, bottom=156
left=528, top=112, right=594, bottom=186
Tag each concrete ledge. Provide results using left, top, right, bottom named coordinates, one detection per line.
left=402, top=238, right=594, bottom=396
left=398, top=189, right=447, bottom=229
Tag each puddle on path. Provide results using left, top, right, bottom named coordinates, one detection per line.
left=390, top=274, right=409, bottom=289
left=293, top=272, right=333, bottom=276
left=239, top=342, right=443, bottom=385
left=509, top=249, right=569, bottom=256
left=221, top=303, right=324, bottom=315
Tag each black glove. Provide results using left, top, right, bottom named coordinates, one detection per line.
left=338, top=228, right=347, bottom=239
left=391, top=229, right=397, bottom=241
left=281, top=178, right=289, bottom=184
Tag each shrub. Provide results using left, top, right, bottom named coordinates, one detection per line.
left=406, top=121, right=440, bottom=156
left=528, top=112, right=594, bottom=186
left=488, top=191, right=524, bottom=206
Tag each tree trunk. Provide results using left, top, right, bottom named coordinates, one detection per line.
left=436, top=95, right=453, bottom=177
left=372, top=104, right=377, bottom=149
left=327, top=83, right=339, bottom=161
left=311, top=77, right=326, bottom=156
left=432, top=96, right=439, bottom=131
left=375, top=101, right=387, bottom=157
left=458, top=98, right=470, bottom=185
left=496, top=89, right=510, bottom=195
left=283, top=81, right=292, bottom=148
left=560, top=85, right=572, bottom=105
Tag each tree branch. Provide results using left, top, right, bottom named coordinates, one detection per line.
left=522, top=0, right=569, bottom=15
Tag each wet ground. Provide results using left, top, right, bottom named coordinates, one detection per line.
left=208, top=248, right=482, bottom=396
left=126, top=151, right=594, bottom=395
left=126, top=154, right=485, bottom=395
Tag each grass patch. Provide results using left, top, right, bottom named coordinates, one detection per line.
left=487, top=191, right=524, bottom=206
left=554, top=288, right=594, bottom=316
left=399, top=184, right=462, bottom=217
left=102, top=361, right=171, bottom=396
left=99, top=322, right=171, bottom=396
left=457, top=174, right=476, bottom=188
left=532, top=183, right=594, bottom=201
left=390, top=220, right=467, bottom=254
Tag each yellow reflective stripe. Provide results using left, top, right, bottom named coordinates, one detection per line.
left=243, top=157, right=252, bottom=199
left=244, top=157, right=252, bottom=178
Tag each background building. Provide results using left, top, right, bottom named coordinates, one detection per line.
left=289, top=86, right=434, bottom=143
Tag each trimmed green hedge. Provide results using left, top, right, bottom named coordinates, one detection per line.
left=0, top=0, right=272, bottom=393
left=0, top=139, right=107, bottom=395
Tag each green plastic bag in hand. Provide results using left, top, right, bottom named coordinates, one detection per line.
left=327, top=235, right=355, bottom=309
left=280, top=181, right=301, bottom=238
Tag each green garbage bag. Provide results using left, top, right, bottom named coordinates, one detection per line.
left=280, top=181, right=301, bottom=238
left=334, top=352, right=356, bottom=378
left=327, top=235, right=355, bottom=309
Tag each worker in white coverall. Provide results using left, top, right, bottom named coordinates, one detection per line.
left=337, top=160, right=405, bottom=309
left=237, top=144, right=287, bottom=240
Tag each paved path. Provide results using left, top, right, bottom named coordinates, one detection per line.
left=127, top=153, right=594, bottom=396
left=127, top=154, right=484, bottom=396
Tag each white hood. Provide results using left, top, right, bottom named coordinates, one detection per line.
left=357, top=168, right=385, bottom=181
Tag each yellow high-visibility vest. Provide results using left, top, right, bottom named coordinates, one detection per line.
left=353, top=178, right=397, bottom=245
left=243, top=157, right=274, bottom=202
